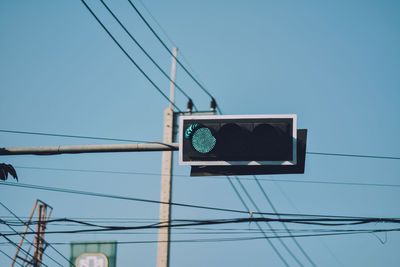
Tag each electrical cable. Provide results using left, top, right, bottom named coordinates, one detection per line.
left=259, top=177, right=400, bottom=188
left=2, top=227, right=370, bottom=236
left=9, top=216, right=389, bottom=230
left=126, top=0, right=222, bottom=113
left=98, top=0, right=197, bottom=110
left=270, top=177, right=345, bottom=267
left=214, top=110, right=308, bottom=265
left=251, top=175, right=316, bottom=266
left=225, top=176, right=290, bottom=267
left=307, top=151, right=400, bottom=160
left=6, top=216, right=400, bottom=229
left=2, top=227, right=390, bottom=236
left=21, top=241, right=34, bottom=267
left=0, top=201, right=75, bottom=267
left=80, top=0, right=183, bottom=112
left=2, top=216, right=162, bottom=225
left=135, top=0, right=207, bottom=92
left=2, top=181, right=389, bottom=220
left=0, top=223, right=33, bottom=266
left=1, top=228, right=399, bottom=246
left=134, top=0, right=220, bottom=113
left=135, top=0, right=177, bottom=49
left=13, top=165, right=400, bottom=188
left=39, top=228, right=400, bottom=243
left=0, top=248, right=24, bottom=267
left=0, top=181, right=253, bottom=215
left=233, top=176, right=305, bottom=267
left=3, top=217, right=400, bottom=236
left=0, top=233, right=49, bottom=267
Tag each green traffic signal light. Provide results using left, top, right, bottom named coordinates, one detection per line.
left=192, top=127, right=216, bottom=153
left=185, top=124, right=216, bottom=154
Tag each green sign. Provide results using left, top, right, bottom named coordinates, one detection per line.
left=70, top=241, right=117, bottom=267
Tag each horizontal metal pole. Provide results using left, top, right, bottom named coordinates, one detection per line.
left=0, top=143, right=179, bottom=156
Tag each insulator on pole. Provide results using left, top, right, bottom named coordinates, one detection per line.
left=187, top=98, right=193, bottom=112
left=210, top=98, right=217, bottom=112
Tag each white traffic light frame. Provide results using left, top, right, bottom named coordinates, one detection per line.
left=179, top=114, right=297, bottom=166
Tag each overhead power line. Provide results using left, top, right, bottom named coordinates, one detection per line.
left=12, top=216, right=400, bottom=231
left=209, top=109, right=311, bottom=265
left=1, top=229, right=398, bottom=246
left=80, top=0, right=182, bottom=112
left=3, top=217, right=400, bottom=236
left=98, top=0, right=196, bottom=109
left=0, top=181, right=252, bottom=215
left=1, top=181, right=377, bottom=220
left=135, top=0, right=176, bottom=45
left=12, top=165, right=400, bottom=188
left=126, top=0, right=221, bottom=112
left=3, top=223, right=389, bottom=237
left=0, top=232, right=48, bottom=267
left=3, top=225, right=390, bottom=237
left=269, top=178, right=345, bottom=266
left=234, top=176, right=307, bottom=267
left=250, top=175, right=316, bottom=266
left=262, top=178, right=400, bottom=188
left=134, top=0, right=206, bottom=86
left=0, top=228, right=395, bottom=247
left=0, top=248, right=24, bottom=267
left=307, top=151, right=400, bottom=160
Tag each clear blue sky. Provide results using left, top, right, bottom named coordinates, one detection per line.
left=1, top=0, right=400, bottom=266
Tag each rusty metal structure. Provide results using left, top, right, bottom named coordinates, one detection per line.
left=12, top=199, right=53, bottom=267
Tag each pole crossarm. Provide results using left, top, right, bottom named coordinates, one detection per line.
left=0, top=143, right=179, bottom=156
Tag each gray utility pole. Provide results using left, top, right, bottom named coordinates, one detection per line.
left=157, top=46, right=178, bottom=267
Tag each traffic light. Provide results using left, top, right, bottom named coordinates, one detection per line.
left=179, top=114, right=297, bottom=166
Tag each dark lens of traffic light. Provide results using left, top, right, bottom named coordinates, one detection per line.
left=252, top=123, right=289, bottom=159
left=217, top=123, right=250, bottom=159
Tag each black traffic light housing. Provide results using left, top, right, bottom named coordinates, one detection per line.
left=179, top=114, right=298, bottom=166
left=190, top=129, right=307, bottom=176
